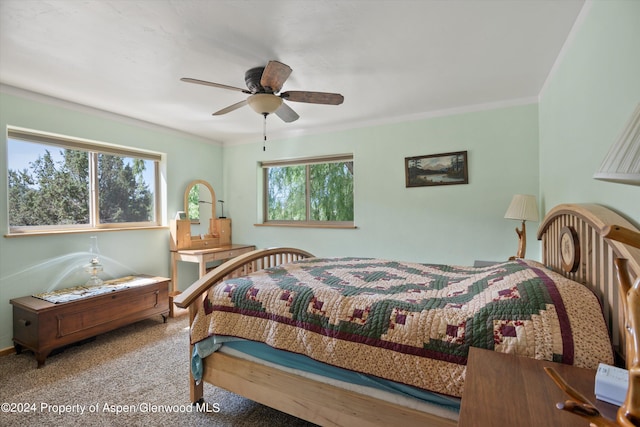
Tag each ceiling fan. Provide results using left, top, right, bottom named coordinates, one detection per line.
left=181, top=60, right=344, bottom=124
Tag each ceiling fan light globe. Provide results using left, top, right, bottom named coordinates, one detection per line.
left=247, top=93, right=283, bottom=115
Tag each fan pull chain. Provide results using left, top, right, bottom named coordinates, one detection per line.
left=263, top=113, right=267, bottom=151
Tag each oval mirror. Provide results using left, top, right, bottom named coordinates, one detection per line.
left=184, top=180, right=216, bottom=234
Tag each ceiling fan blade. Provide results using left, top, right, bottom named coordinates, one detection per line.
left=275, top=102, right=300, bottom=123
left=181, top=77, right=250, bottom=94
left=213, top=99, right=248, bottom=116
left=260, top=61, right=292, bottom=93
left=281, top=91, right=344, bottom=105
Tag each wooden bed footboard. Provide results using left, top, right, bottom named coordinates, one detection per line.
left=171, top=247, right=314, bottom=403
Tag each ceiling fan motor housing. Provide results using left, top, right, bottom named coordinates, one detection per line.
left=245, top=67, right=266, bottom=93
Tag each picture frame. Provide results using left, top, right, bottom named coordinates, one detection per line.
left=405, top=150, right=468, bottom=187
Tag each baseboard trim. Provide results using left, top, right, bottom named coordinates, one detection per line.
left=0, top=346, right=16, bottom=357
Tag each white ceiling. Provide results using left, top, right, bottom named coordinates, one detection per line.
left=0, top=0, right=585, bottom=145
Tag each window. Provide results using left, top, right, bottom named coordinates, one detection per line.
left=7, top=127, right=162, bottom=234
left=261, top=154, right=354, bottom=227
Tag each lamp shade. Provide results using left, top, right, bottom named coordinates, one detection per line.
left=504, top=194, right=539, bottom=222
left=247, top=93, right=283, bottom=115
left=593, top=103, right=640, bottom=186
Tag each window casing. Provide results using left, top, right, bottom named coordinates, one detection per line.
left=7, top=127, right=162, bottom=234
left=261, top=154, right=354, bottom=227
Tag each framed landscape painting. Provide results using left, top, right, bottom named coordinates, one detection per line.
left=405, top=151, right=468, bottom=187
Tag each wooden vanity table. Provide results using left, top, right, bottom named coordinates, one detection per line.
left=168, top=180, right=255, bottom=316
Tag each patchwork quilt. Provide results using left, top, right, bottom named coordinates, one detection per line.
left=190, top=257, right=613, bottom=397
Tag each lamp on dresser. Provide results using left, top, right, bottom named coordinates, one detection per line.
left=504, top=194, right=539, bottom=259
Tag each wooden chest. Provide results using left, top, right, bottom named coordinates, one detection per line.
left=10, top=276, right=170, bottom=367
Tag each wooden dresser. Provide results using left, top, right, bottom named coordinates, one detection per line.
left=10, top=275, right=170, bottom=367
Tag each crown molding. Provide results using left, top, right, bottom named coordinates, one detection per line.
left=228, top=96, right=538, bottom=146
left=0, top=84, right=222, bottom=146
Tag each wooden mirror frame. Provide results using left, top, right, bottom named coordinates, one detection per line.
left=183, top=180, right=216, bottom=226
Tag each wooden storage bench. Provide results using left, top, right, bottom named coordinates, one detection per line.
left=10, top=275, right=170, bottom=367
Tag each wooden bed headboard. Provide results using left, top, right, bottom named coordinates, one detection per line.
left=537, top=203, right=640, bottom=361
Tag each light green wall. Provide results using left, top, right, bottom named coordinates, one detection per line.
left=2, top=0, right=635, bottom=355
left=224, top=103, right=540, bottom=265
left=539, top=0, right=640, bottom=227
left=0, top=90, right=223, bottom=350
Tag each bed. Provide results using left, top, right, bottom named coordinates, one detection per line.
left=173, top=203, right=640, bottom=426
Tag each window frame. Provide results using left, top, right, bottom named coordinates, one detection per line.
left=6, top=127, right=164, bottom=235
left=260, top=154, right=355, bottom=228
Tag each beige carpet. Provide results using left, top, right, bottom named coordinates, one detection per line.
left=0, top=316, right=317, bottom=426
